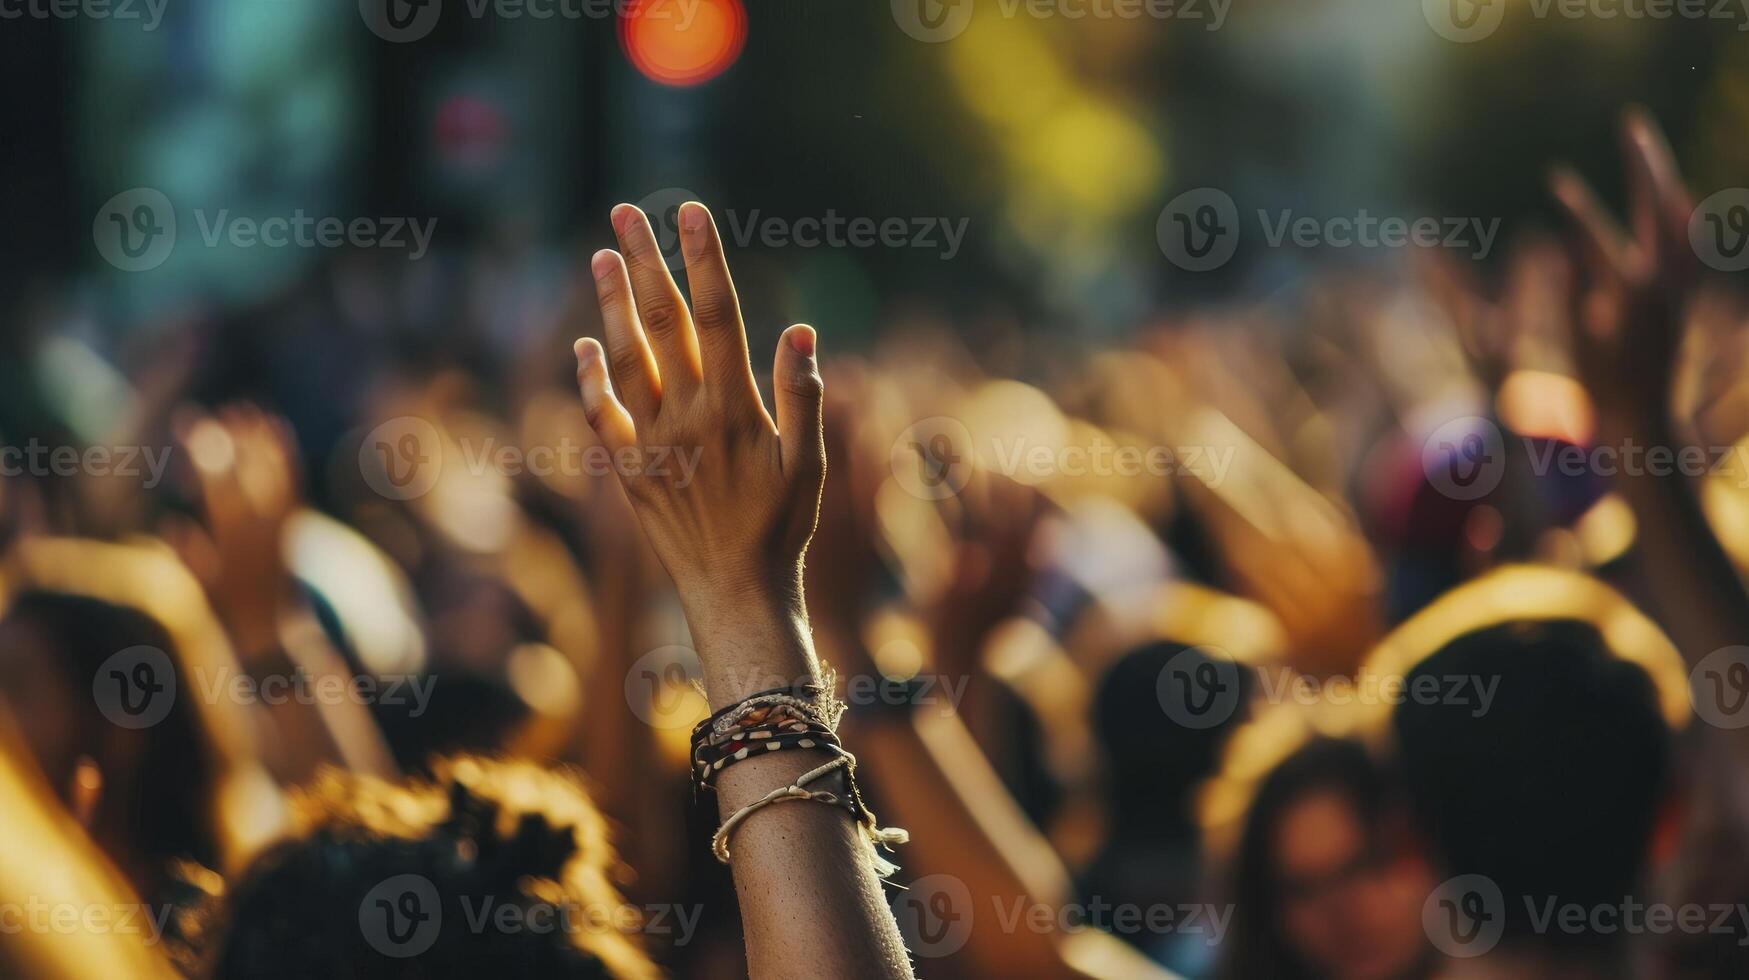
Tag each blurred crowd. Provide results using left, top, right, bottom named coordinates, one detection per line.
left=2, top=110, right=1749, bottom=979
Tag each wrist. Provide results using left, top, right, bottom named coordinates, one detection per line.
left=682, top=587, right=823, bottom=710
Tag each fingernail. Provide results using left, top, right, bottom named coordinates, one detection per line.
left=790, top=324, right=816, bottom=357
left=680, top=202, right=708, bottom=233
left=610, top=204, right=639, bottom=234
left=573, top=338, right=595, bottom=364
left=591, top=250, right=617, bottom=281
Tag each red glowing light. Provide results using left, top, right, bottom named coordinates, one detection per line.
left=619, top=0, right=746, bottom=88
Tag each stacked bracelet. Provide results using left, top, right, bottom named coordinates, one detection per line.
left=695, top=675, right=908, bottom=873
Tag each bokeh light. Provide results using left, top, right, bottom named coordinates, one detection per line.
left=618, top=0, right=746, bottom=88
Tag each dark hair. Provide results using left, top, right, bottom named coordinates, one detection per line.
left=1093, top=641, right=1250, bottom=831
left=195, top=758, right=657, bottom=980
left=0, top=591, right=216, bottom=895
left=1390, top=618, right=1672, bottom=950
left=1219, top=737, right=1405, bottom=980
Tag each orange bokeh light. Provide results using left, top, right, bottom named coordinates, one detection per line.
left=619, top=0, right=747, bottom=88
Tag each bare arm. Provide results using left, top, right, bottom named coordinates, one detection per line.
left=575, top=200, right=913, bottom=980
left=1551, top=113, right=1749, bottom=671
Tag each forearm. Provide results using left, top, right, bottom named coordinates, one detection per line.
left=1602, top=406, right=1749, bottom=662
left=696, top=600, right=913, bottom=980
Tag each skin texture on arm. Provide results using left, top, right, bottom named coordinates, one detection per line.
left=1550, top=112, right=1749, bottom=669
left=574, top=200, right=913, bottom=980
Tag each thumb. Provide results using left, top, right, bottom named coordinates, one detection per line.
left=773, top=324, right=825, bottom=487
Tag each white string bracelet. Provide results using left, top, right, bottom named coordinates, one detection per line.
left=712, top=755, right=851, bottom=864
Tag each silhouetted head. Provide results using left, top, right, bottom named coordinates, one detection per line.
left=1391, top=618, right=1674, bottom=951
left=197, top=758, right=656, bottom=980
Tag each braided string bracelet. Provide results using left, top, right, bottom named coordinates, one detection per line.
left=711, top=755, right=851, bottom=863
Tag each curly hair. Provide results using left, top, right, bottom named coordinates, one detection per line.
left=175, top=757, right=661, bottom=980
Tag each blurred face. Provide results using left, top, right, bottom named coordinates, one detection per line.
left=1273, top=790, right=1433, bottom=980
left=0, top=619, right=82, bottom=784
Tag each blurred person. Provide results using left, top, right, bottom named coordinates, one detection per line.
left=0, top=592, right=219, bottom=902
left=1221, top=737, right=1437, bottom=980
left=1390, top=619, right=1676, bottom=979
left=0, top=722, right=179, bottom=978
left=1083, top=641, right=1252, bottom=977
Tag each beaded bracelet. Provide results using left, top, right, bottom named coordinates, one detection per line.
left=694, top=729, right=846, bottom=788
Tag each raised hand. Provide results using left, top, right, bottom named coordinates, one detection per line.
left=168, top=403, right=302, bottom=657
left=575, top=202, right=913, bottom=980
left=573, top=201, right=827, bottom=705
left=1550, top=109, right=1697, bottom=421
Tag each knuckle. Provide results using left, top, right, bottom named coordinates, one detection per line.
left=639, top=300, right=680, bottom=337
left=690, top=287, right=737, bottom=330
left=782, top=368, right=824, bottom=401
